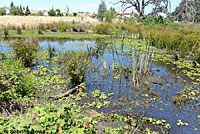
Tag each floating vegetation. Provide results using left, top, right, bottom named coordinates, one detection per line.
left=173, top=86, right=200, bottom=105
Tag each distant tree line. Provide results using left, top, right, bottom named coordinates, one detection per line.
left=9, top=1, right=31, bottom=16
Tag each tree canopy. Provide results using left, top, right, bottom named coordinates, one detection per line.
left=25, top=6, right=31, bottom=16
left=113, top=0, right=171, bottom=18
left=172, top=0, right=200, bottom=23
left=98, top=0, right=107, bottom=21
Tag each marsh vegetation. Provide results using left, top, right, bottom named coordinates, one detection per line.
left=0, top=21, right=200, bottom=134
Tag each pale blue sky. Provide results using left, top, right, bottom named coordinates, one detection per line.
left=0, top=0, right=181, bottom=13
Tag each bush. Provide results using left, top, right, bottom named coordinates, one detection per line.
left=10, top=40, right=38, bottom=67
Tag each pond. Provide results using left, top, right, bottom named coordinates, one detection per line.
left=0, top=38, right=200, bottom=134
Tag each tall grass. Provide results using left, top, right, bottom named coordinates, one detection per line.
left=60, top=51, right=92, bottom=87
left=10, top=40, right=38, bottom=67
left=148, top=25, right=200, bottom=62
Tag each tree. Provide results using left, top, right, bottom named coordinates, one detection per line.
left=10, top=1, right=14, bottom=7
left=64, top=5, right=69, bottom=16
left=25, top=6, right=31, bottom=16
left=37, top=11, right=44, bottom=16
left=48, top=8, right=56, bottom=16
left=56, top=9, right=62, bottom=16
left=103, top=7, right=117, bottom=23
left=113, top=0, right=171, bottom=18
left=98, top=0, right=107, bottom=21
left=0, top=8, right=6, bottom=16
left=172, top=0, right=197, bottom=23
left=10, top=6, right=23, bottom=15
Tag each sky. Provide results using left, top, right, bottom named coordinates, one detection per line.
left=0, top=0, right=182, bottom=13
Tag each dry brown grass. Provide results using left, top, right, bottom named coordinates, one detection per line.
left=0, top=16, right=99, bottom=28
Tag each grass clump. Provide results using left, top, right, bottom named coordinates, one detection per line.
left=16, top=26, right=22, bottom=35
left=10, top=40, right=38, bottom=67
left=3, top=27, right=9, bottom=38
left=60, top=51, right=91, bottom=87
left=95, top=23, right=114, bottom=35
left=148, top=25, right=200, bottom=62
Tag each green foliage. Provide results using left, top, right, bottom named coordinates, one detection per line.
left=0, top=102, right=96, bottom=133
left=138, top=16, right=172, bottom=26
left=173, top=86, right=200, bottom=105
left=37, top=10, right=44, bottom=16
left=98, top=0, right=107, bottom=21
left=16, top=26, right=22, bottom=34
left=56, top=9, right=62, bottom=16
left=48, top=8, right=56, bottom=16
left=37, top=28, right=43, bottom=35
left=149, top=25, right=200, bottom=61
left=10, top=6, right=23, bottom=15
left=103, top=7, right=117, bottom=23
left=3, top=27, right=9, bottom=38
left=95, top=23, right=114, bottom=35
left=10, top=40, right=38, bottom=67
left=73, top=12, right=77, bottom=17
left=60, top=51, right=92, bottom=87
left=25, top=6, right=31, bottom=16
left=0, top=58, right=39, bottom=103
left=10, top=1, right=14, bottom=7
left=0, top=8, right=6, bottom=16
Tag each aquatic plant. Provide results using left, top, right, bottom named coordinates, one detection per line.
left=10, top=40, right=38, bottom=67
left=60, top=51, right=92, bottom=87
left=48, top=43, right=55, bottom=59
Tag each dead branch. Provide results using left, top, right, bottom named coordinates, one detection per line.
left=49, top=86, right=83, bottom=100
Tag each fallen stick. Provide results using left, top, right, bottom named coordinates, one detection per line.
left=49, top=86, right=83, bottom=100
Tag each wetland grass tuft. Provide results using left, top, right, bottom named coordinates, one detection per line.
left=10, top=40, right=38, bottom=67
